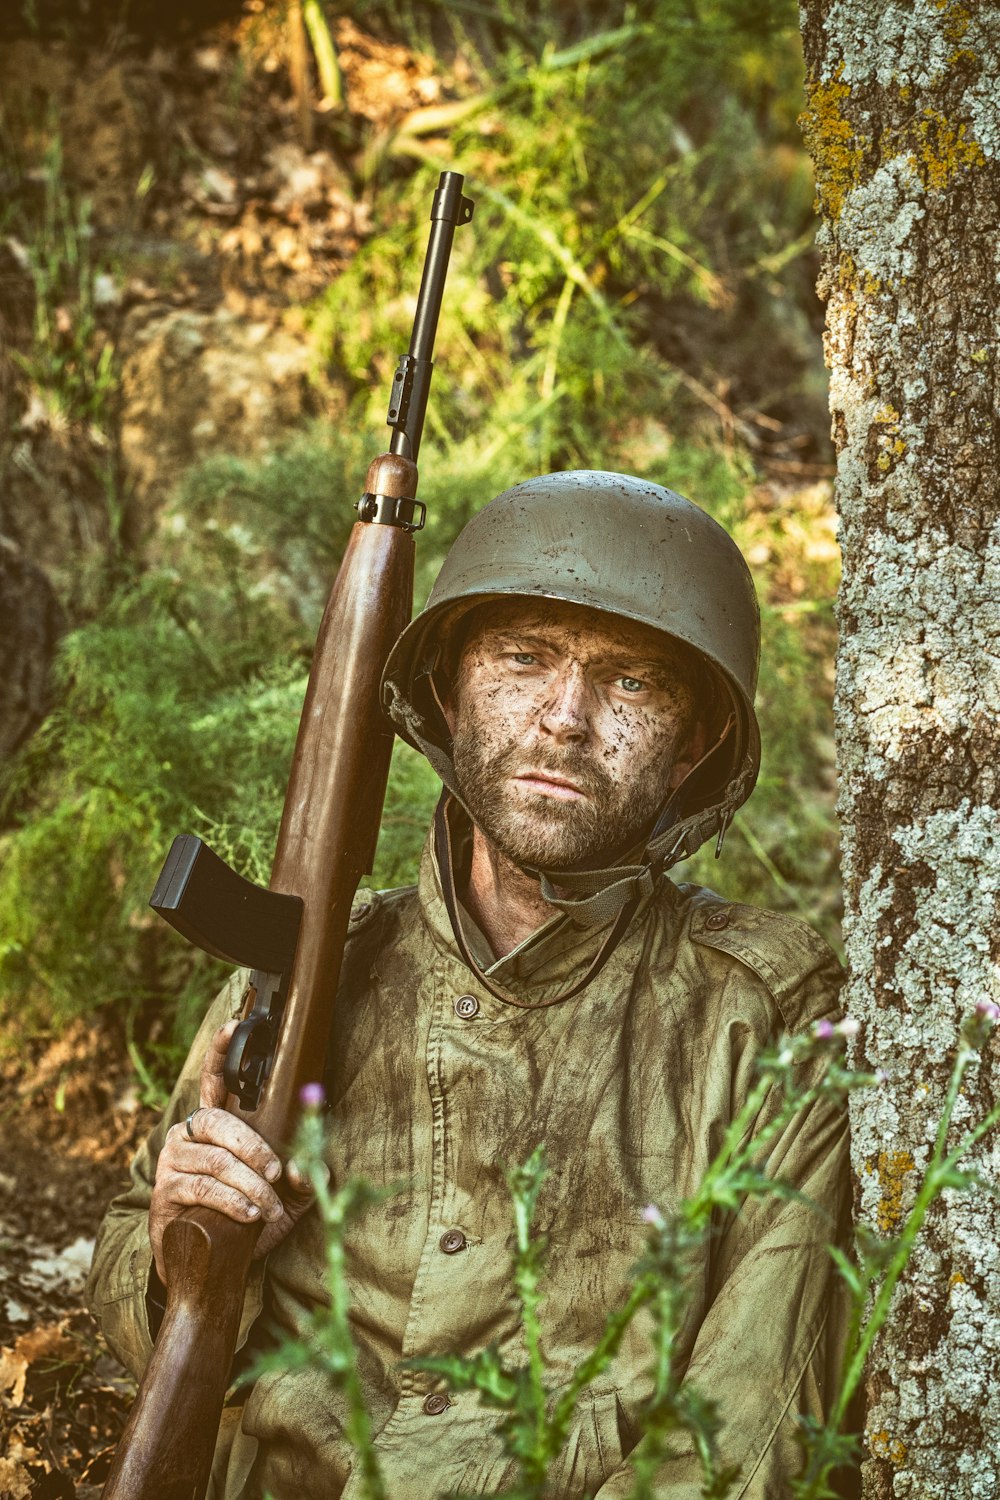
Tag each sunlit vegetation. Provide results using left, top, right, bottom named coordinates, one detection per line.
left=0, top=0, right=841, bottom=1081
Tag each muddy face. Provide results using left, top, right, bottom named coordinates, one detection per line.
left=445, top=599, right=703, bottom=871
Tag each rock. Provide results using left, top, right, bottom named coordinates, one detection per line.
left=26, top=1236, right=96, bottom=1294
left=118, top=305, right=317, bottom=529
left=264, top=142, right=350, bottom=215
left=0, top=418, right=114, bottom=613
left=0, top=536, right=64, bottom=763
left=182, top=164, right=240, bottom=215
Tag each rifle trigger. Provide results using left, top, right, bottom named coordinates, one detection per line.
left=224, top=968, right=287, bottom=1109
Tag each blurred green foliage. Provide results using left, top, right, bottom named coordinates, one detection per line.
left=7, top=134, right=116, bottom=429
left=0, top=0, right=841, bottom=1079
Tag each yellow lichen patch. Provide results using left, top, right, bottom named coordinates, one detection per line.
left=799, top=67, right=866, bottom=220
left=910, top=108, right=986, bottom=190
left=870, top=407, right=907, bottom=477
left=971, top=348, right=989, bottom=363
left=876, top=439, right=907, bottom=473
left=831, top=252, right=878, bottom=311
left=836, top=253, right=857, bottom=292
left=950, top=1271, right=967, bottom=1286
left=939, top=1, right=972, bottom=45
left=865, top=1149, right=916, bottom=1233
left=869, top=1430, right=908, bottom=1467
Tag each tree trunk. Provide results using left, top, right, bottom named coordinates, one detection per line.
left=798, top=4, right=1000, bottom=1496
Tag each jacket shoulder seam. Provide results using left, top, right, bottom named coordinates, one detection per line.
left=685, top=900, right=842, bottom=1032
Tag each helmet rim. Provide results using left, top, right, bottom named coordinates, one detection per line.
left=381, top=469, right=762, bottom=864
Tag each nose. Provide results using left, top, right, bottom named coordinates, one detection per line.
left=538, top=665, right=591, bottom=744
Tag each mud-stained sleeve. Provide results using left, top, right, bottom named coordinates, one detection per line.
left=594, top=935, right=851, bottom=1500
left=86, top=971, right=267, bottom=1382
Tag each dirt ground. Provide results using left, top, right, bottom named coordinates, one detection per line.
left=0, top=1024, right=156, bottom=1497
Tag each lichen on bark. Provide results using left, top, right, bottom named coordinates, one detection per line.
left=799, top=2, right=1000, bottom=1496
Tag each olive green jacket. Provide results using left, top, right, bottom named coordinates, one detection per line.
left=88, top=834, right=849, bottom=1500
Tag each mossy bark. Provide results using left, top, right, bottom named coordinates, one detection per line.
left=799, top=3, right=1000, bottom=1496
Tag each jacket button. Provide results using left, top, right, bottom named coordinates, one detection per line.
left=422, top=1392, right=450, bottom=1415
left=439, top=1228, right=467, bottom=1254
left=704, top=908, right=729, bottom=931
left=454, top=994, right=480, bottom=1019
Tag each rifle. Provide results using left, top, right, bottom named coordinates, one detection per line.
left=101, top=170, right=474, bottom=1500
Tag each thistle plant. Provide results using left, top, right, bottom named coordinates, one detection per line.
left=235, top=1009, right=999, bottom=1500
left=410, top=1018, right=866, bottom=1500
left=240, top=1082, right=389, bottom=1500
left=791, top=999, right=1000, bottom=1500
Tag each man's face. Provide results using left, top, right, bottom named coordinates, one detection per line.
left=444, top=599, right=704, bottom=871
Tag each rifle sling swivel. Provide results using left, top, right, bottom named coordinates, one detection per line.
left=356, top=491, right=427, bottom=531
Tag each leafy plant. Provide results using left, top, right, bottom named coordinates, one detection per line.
left=8, top=132, right=134, bottom=429
left=410, top=1020, right=862, bottom=1499
left=0, top=0, right=842, bottom=1065
left=242, top=1085, right=390, bottom=1500
left=792, top=1002, right=1000, bottom=1499
left=240, top=1010, right=1000, bottom=1500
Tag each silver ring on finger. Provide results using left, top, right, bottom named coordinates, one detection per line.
left=185, top=1107, right=204, bottom=1142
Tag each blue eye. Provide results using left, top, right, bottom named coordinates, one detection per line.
left=619, top=676, right=645, bottom=693
left=513, top=653, right=537, bottom=666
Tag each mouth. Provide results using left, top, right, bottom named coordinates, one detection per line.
left=512, top=770, right=587, bottom=802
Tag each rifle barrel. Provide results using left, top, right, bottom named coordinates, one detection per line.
left=389, top=170, right=474, bottom=462
left=101, top=169, right=474, bottom=1500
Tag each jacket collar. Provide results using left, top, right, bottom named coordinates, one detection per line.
left=415, top=801, right=671, bottom=993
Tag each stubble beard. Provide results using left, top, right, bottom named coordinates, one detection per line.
left=451, top=726, right=675, bottom=872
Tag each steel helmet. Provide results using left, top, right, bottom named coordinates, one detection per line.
left=382, top=470, right=761, bottom=869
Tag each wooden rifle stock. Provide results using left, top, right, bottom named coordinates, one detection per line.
left=102, top=172, right=473, bottom=1500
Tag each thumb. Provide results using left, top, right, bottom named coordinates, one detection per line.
left=284, top=1156, right=321, bottom=1209
left=199, top=1017, right=240, bottom=1109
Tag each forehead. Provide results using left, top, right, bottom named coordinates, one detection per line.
left=460, top=597, right=683, bottom=666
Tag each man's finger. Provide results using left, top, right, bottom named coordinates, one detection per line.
left=157, top=1168, right=266, bottom=1226
left=199, top=1019, right=240, bottom=1109
left=173, top=1142, right=285, bottom=1222
left=186, top=1104, right=283, bottom=1185
left=284, top=1157, right=318, bottom=1200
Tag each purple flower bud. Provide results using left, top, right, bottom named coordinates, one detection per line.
left=812, top=1019, right=835, bottom=1041
left=641, top=1203, right=665, bottom=1229
left=975, top=1000, right=1000, bottom=1022
left=299, top=1081, right=326, bottom=1109
left=874, top=1068, right=889, bottom=1084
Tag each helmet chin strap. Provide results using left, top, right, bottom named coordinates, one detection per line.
left=519, top=709, right=738, bottom=928
left=649, top=708, right=737, bottom=846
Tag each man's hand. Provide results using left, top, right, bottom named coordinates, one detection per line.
left=149, top=1019, right=315, bottom=1285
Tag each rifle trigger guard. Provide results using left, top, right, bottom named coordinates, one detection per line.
left=224, top=969, right=287, bottom=1109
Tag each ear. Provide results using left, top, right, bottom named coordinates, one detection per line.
left=667, top=718, right=708, bottom=790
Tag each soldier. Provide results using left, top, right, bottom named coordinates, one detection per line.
left=89, top=471, right=849, bottom=1499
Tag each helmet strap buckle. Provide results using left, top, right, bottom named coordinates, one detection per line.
left=715, top=806, right=733, bottom=859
